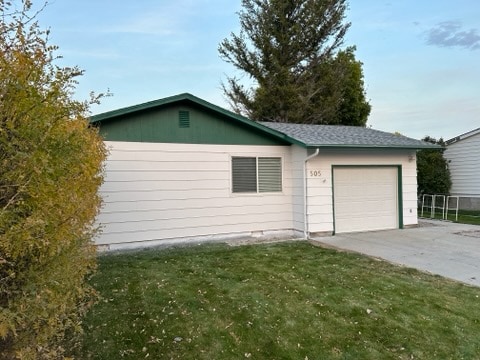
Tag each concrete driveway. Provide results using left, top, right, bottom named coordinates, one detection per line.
left=312, top=219, right=480, bottom=287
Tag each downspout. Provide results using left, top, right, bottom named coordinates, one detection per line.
left=303, top=148, right=320, bottom=239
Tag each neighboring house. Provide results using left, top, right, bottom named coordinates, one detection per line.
left=444, top=127, right=480, bottom=210
left=90, top=93, right=437, bottom=250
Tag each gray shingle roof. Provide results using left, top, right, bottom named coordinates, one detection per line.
left=90, top=93, right=439, bottom=149
left=259, top=122, right=439, bottom=149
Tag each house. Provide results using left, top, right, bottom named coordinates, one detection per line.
left=444, top=127, right=480, bottom=210
left=90, top=93, right=437, bottom=250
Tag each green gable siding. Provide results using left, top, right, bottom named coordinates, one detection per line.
left=97, top=104, right=289, bottom=146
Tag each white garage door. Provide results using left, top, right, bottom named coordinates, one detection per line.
left=333, top=167, right=398, bottom=233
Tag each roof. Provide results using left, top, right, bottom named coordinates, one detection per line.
left=90, top=93, right=438, bottom=149
left=260, top=122, right=439, bottom=149
left=90, top=93, right=294, bottom=144
left=445, top=127, right=480, bottom=146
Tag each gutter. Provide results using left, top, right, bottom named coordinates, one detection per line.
left=303, top=148, right=320, bottom=239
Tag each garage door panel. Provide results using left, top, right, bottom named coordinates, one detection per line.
left=335, top=201, right=396, bottom=215
left=336, top=187, right=394, bottom=200
left=338, top=216, right=397, bottom=232
left=334, top=167, right=398, bottom=233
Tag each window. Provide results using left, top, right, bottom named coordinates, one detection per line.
left=258, top=157, right=282, bottom=192
left=232, top=156, right=282, bottom=193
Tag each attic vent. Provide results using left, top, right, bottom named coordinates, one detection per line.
left=179, top=110, right=190, bottom=128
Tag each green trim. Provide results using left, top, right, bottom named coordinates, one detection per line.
left=90, top=93, right=435, bottom=150
left=331, top=166, right=336, bottom=235
left=90, top=93, right=303, bottom=147
left=90, top=93, right=436, bottom=150
left=331, top=165, right=403, bottom=234
left=397, top=165, right=404, bottom=229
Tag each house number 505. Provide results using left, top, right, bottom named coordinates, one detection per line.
left=310, top=170, right=322, bottom=177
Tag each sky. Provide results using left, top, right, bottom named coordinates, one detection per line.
left=34, top=0, right=480, bottom=141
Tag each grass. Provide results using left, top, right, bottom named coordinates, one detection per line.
left=79, top=242, right=480, bottom=359
left=419, top=209, right=480, bottom=225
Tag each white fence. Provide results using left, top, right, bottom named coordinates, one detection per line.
left=420, top=194, right=459, bottom=221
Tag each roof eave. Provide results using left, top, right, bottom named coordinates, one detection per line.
left=446, top=127, right=480, bottom=145
left=90, top=93, right=196, bottom=123
left=305, top=144, right=441, bottom=150
left=89, top=93, right=302, bottom=146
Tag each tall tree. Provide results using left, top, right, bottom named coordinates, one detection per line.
left=0, top=1, right=106, bottom=358
left=334, top=47, right=371, bottom=126
left=219, top=0, right=370, bottom=125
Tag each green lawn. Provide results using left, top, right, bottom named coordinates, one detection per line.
left=420, top=209, right=480, bottom=226
left=79, top=242, right=480, bottom=359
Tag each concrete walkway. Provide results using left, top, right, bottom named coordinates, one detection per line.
left=311, top=219, right=480, bottom=287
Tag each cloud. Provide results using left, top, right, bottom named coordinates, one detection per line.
left=426, top=21, right=480, bottom=50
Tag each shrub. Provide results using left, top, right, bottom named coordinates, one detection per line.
left=417, top=136, right=451, bottom=196
left=0, top=1, right=107, bottom=358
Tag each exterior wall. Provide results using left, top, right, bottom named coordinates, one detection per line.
left=304, top=149, right=418, bottom=234
left=290, top=145, right=308, bottom=233
left=444, top=133, right=480, bottom=197
left=96, top=141, right=296, bottom=249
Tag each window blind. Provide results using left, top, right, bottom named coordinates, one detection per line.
left=231, top=157, right=257, bottom=193
left=258, top=157, right=282, bottom=192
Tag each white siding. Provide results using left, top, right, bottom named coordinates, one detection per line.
left=290, top=145, right=308, bottom=233
left=304, top=149, right=418, bottom=234
left=444, top=133, right=480, bottom=196
left=97, top=142, right=420, bottom=247
left=97, top=141, right=295, bottom=247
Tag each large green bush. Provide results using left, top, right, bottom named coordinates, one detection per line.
left=417, top=136, right=451, bottom=196
left=0, top=1, right=106, bottom=358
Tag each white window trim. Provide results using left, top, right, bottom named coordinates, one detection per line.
left=230, top=155, right=284, bottom=195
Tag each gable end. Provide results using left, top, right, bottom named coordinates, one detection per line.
left=93, top=98, right=291, bottom=146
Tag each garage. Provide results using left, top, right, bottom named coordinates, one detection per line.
left=333, top=166, right=399, bottom=233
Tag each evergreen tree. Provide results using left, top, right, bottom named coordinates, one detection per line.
left=219, top=0, right=370, bottom=125
left=334, top=47, right=371, bottom=126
